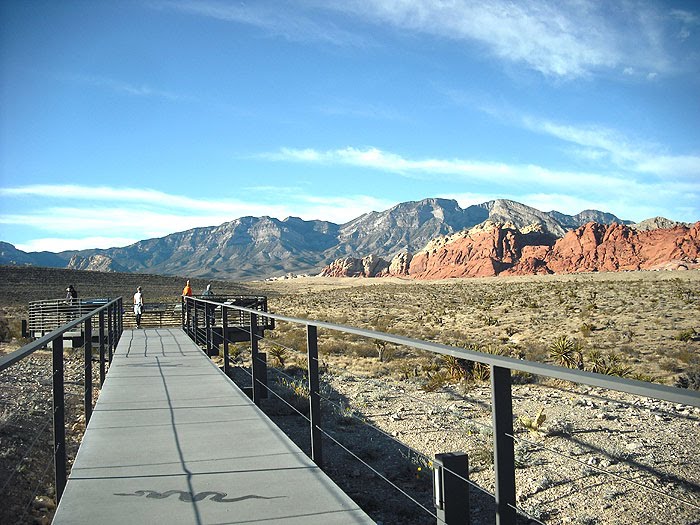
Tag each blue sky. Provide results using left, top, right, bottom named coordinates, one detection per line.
left=1, top=0, right=699, bottom=253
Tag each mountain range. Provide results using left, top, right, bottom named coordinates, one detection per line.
left=0, top=198, right=689, bottom=280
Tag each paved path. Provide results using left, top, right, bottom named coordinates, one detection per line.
left=53, top=328, right=374, bottom=524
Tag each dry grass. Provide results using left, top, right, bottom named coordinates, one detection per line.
left=1, top=266, right=699, bottom=385
left=250, top=271, right=700, bottom=386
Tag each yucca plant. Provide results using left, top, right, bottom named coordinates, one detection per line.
left=549, top=336, right=583, bottom=369
left=519, top=407, right=547, bottom=435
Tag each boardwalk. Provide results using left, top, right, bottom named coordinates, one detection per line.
left=53, top=328, right=374, bottom=524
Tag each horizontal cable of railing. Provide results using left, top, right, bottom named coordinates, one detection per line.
left=0, top=297, right=124, bottom=511
left=183, top=296, right=700, bottom=525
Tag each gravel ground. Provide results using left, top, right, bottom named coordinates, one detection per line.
left=0, top=343, right=93, bottom=525
left=239, top=362, right=700, bottom=525
left=2, top=340, right=698, bottom=525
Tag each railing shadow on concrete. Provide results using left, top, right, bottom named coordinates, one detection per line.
left=184, top=296, right=700, bottom=525
left=0, top=298, right=124, bottom=510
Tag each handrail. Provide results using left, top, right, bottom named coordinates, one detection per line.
left=0, top=298, right=123, bottom=372
left=213, top=301, right=700, bottom=408
left=0, top=297, right=124, bottom=507
left=183, top=296, right=700, bottom=525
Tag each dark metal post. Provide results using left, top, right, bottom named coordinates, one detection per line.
left=52, top=338, right=66, bottom=502
left=108, top=304, right=114, bottom=363
left=222, top=307, right=230, bottom=377
left=193, top=303, right=199, bottom=345
left=205, top=301, right=212, bottom=356
left=307, top=324, right=323, bottom=468
left=84, top=318, right=93, bottom=424
left=117, top=298, right=122, bottom=341
left=250, top=313, right=260, bottom=406
left=491, top=366, right=516, bottom=525
left=181, top=296, right=185, bottom=332
left=434, top=452, right=469, bottom=525
left=99, top=310, right=106, bottom=386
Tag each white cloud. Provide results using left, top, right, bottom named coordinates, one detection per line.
left=268, top=144, right=698, bottom=222
left=153, top=0, right=369, bottom=47
left=271, top=146, right=631, bottom=193
left=15, top=237, right=141, bottom=253
left=0, top=184, right=392, bottom=251
left=321, top=0, right=680, bottom=79
left=65, top=74, right=192, bottom=101
left=520, top=116, right=700, bottom=178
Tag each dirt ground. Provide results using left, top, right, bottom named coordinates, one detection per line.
left=1, top=267, right=699, bottom=524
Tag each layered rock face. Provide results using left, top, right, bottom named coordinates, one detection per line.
left=408, top=222, right=700, bottom=279
left=319, top=254, right=390, bottom=277
left=66, top=254, right=126, bottom=273
left=320, top=221, right=700, bottom=279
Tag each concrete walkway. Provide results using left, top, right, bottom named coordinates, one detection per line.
left=53, top=328, right=374, bottom=524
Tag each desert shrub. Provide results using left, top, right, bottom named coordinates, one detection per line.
left=442, top=355, right=470, bottom=381
left=519, top=407, right=547, bottom=435
left=0, top=314, right=14, bottom=342
left=276, top=376, right=310, bottom=414
left=549, top=336, right=584, bottom=369
left=579, top=323, right=594, bottom=337
left=675, top=368, right=700, bottom=390
left=421, top=369, right=450, bottom=392
left=268, top=345, right=287, bottom=367
left=675, top=329, right=698, bottom=342
left=587, top=351, right=632, bottom=377
left=0, top=313, right=26, bottom=343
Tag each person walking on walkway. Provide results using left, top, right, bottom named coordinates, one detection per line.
left=182, top=280, right=193, bottom=329
left=202, top=283, right=215, bottom=326
left=133, top=286, right=144, bottom=329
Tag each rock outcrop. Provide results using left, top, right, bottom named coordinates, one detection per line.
left=319, top=254, right=390, bottom=277
left=66, top=254, right=126, bottom=273
left=351, top=221, right=700, bottom=280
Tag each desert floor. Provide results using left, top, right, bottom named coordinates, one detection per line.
left=1, top=267, right=699, bottom=524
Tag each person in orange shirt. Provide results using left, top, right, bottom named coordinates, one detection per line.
left=182, top=280, right=193, bottom=330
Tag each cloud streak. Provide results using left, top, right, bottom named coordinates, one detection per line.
left=0, top=184, right=393, bottom=251
left=320, top=0, right=684, bottom=79
left=268, top=144, right=699, bottom=222
left=153, top=0, right=369, bottom=48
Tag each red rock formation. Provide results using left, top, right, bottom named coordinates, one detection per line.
left=321, top=221, right=700, bottom=279
left=408, top=225, right=530, bottom=278
left=546, top=222, right=700, bottom=273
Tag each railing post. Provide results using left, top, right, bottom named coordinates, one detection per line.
left=434, top=452, right=470, bottom=525
left=222, top=307, right=230, bottom=377
left=307, top=324, right=323, bottom=468
left=84, top=318, right=93, bottom=424
left=193, top=303, right=199, bottom=345
left=117, top=298, right=123, bottom=341
left=99, top=310, right=106, bottom=386
left=108, top=304, right=114, bottom=363
left=250, top=312, right=260, bottom=406
left=491, top=365, right=516, bottom=525
left=52, top=337, right=66, bottom=503
left=205, top=301, right=212, bottom=356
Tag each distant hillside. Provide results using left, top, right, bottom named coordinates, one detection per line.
left=0, top=198, right=635, bottom=279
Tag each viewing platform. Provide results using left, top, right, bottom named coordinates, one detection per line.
left=52, top=328, right=374, bottom=524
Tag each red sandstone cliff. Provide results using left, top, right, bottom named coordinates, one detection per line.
left=319, top=221, right=700, bottom=279
left=407, top=222, right=700, bottom=279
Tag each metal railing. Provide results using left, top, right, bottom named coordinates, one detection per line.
left=183, top=296, right=700, bottom=525
left=0, top=298, right=124, bottom=505
left=28, top=298, right=116, bottom=338
left=182, top=295, right=273, bottom=352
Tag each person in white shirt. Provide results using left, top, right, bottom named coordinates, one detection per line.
left=133, top=286, right=144, bottom=328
